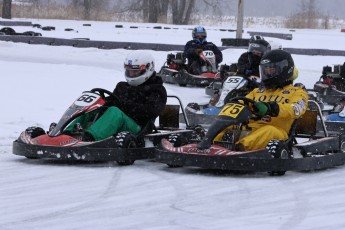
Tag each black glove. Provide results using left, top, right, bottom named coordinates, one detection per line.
left=247, top=78, right=260, bottom=89
left=105, top=95, right=122, bottom=108
left=82, top=132, right=95, bottom=142
left=195, top=48, right=202, bottom=55
left=245, top=69, right=253, bottom=76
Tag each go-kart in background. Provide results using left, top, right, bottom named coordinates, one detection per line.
left=1, top=18, right=345, bottom=230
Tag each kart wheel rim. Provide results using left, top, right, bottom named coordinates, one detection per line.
left=280, top=149, right=289, bottom=159
left=341, top=141, right=345, bottom=153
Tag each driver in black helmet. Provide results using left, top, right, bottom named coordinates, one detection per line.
left=184, top=26, right=223, bottom=75
left=235, top=49, right=308, bottom=151
left=197, top=50, right=308, bottom=151
left=237, top=39, right=271, bottom=77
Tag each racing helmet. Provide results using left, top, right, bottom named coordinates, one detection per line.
left=248, top=39, right=271, bottom=57
left=192, top=26, right=207, bottom=43
left=259, top=50, right=295, bottom=89
left=124, top=51, right=155, bottom=86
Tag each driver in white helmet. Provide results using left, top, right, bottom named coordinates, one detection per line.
left=64, top=50, right=167, bottom=141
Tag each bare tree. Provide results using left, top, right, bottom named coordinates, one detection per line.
left=200, top=0, right=226, bottom=16
left=83, top=0, right=91, bottom=20
left=68, top=0, right=111, bottom=20
left=114, top=0, right=195, bottom=24
left=146, top=0, right=170, bottom=23
left=121, top=0, right=169, bottom=23
left=171, top=0, right=195, bottom=25
left=302, top=0, right=318, bottom=28
left=285, top=0, right=321, bottom=29
left=2, top=0, right=12, bottom=19
left=126, top=0, right=231, bottom=24
left=323, top=14, right=330, bottom=29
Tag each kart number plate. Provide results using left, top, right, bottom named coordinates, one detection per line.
left=74, top=92, right=101, bottom=106
left=224, top=76, right=243, bottom=87
left=219, top=103, right=244, bottom=118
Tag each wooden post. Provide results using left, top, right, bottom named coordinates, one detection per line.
left=2, top=0, right=12, bottom=19
left=236, top=0, right=244, bottom=39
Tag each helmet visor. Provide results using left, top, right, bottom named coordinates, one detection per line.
left=248, top=43, right=267, bottom=56
left=195, top=32, right=206, bottom=39
left=124, top=63, right=148, bottom=78
left=259, top=59, right=289, bottom=82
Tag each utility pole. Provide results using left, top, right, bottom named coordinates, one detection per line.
left=236, top=0, right=244, bottom=39
left=2, top=0, right=12, bottom=19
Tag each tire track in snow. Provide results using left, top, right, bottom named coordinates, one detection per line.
left=0, top=164, right=124, bottom=229
left=274, top=173, right=310, bottom=230
left=139, top=164, right=252, bottom=227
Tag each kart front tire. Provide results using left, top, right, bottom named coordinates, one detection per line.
left=115, top=131, right=137, bottom=166
left=25, top=156, right=40, bottom=159
left=340, top=140, right=345, bottom=153
left=266, top=140, right=290, bottom=176
left=167, top=164, right=182, bottom=168
left=168, top=133, right=188, bottom=147
left=190, top=125, right=206, bottom=141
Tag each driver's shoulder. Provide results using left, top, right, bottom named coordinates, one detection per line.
left=203, top=42, right=216, bottom=48
left=116, top=81, right=128, bottom=87
left=114, top=81, right=129, bottom=92
left=286, top=84, right=306, bottom=93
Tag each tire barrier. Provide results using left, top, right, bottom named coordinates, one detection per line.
left=247, top=31, right=293, bottom=40
left=221, top=38, right=250, bottom=46
left=1, top=34, right=345, bottom=56
left=284, top=48, right=345, bottom=56
left=41, top=26, right=55, bottom=31
left=0, top=27, right=41, bottom=36
left=0, top=35, right=187, bottom=50
left=0, top=20, right=32, bottom=26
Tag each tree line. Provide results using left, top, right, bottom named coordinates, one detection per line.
left=1, top=0, right=225, bottom=25
left=1, top=0, right=335, bottom=29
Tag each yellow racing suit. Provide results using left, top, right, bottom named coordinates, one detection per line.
left=237, top=84, right=308, bottom=151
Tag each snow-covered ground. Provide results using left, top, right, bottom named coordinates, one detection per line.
left=1, top=18, right=345, bottom=230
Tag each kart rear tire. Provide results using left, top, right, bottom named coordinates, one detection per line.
left=266, top=140, right=290, bottom=176
left=167, top=164, right=182, bottom=168
left=166, top=134, right=187, bottom=167
left=115, top=131, right=137, bottom=166
left=340, top=140, right=345, bottom=153
left=25, top=156, right=40, bottom=159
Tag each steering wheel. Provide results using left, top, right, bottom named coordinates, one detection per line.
left=90, top=88, right=121, bottom=106
left=230, top=96, right=255, bottom=105
left=229, top=96, right=262, bottom=119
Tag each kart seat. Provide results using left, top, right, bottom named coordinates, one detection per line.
left=158, top=104, right=180, bottom=129
left=284, top=104, right=319, bottom=151
left=295, top=110, right=318, bottom=137
left=138, top=103, right=181, bottom=136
